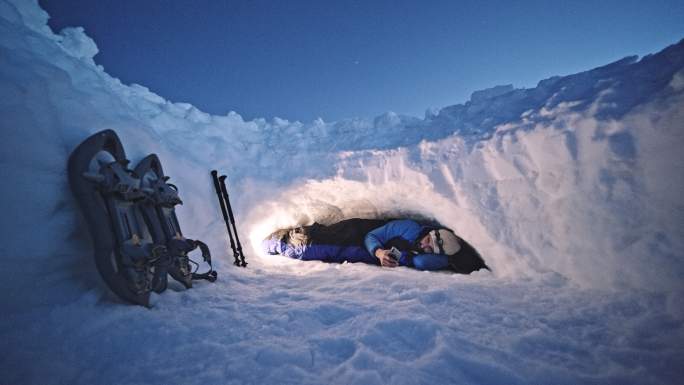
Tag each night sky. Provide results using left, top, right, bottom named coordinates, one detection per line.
left=40, top=0, right=684, bottom=122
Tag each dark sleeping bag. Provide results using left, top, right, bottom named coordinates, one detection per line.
left=263, top=217, right=489, bottom=274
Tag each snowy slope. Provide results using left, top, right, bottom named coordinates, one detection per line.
left=1, top=1, right=683, bottom=384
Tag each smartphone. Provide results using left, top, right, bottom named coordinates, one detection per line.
left=389, top=247, right=402, bottom=261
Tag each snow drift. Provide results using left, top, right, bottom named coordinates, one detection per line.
left=1, top=1, right=684, bottom=383
left=3, top=0, right=683, bottom=306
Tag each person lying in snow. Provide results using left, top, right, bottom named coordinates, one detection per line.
left=262, top=218, right=489, bottom=274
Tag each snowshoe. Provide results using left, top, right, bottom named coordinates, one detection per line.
left=134, top=154, right=216, bottom=288
left=68, top=130, right=166, bottom=306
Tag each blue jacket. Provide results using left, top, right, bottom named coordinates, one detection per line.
left=364, top=219, right=450, bottom=270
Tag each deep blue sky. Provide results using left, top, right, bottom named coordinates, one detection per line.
left=40, top=0, right=684, bottom=122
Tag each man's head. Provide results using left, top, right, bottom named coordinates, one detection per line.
left=419, top=229, right=461, bottom=255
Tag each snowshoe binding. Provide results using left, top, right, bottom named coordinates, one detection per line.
left=135, top=154, right=216, bottom=288
left=68, top=130, right=166, bottom=306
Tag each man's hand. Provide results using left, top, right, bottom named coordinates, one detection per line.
left=375, top=248, right=398, bottom=267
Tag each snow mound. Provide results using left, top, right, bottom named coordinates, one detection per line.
left=1, top=0, right=684, bottom=309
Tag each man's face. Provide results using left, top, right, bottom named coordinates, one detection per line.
left=419, top=234, right=434, bottom=253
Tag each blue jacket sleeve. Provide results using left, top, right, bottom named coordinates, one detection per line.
left=411, top=253, right=450, bottom=270
left=364, top=219, right=422, bottom=256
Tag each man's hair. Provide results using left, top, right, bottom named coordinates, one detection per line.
left=449, top=238, right=490, bottom=274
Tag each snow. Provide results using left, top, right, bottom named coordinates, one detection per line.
left=1, top=0, right=683, bottom=384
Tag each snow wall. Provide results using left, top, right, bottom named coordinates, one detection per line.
left=1, top=0, right=683, bottom=312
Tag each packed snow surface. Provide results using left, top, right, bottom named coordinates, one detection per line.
left=1, top=1, right=683, bottom=384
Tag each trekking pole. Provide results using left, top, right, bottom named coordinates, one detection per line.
left=210, top=170, right=240, bottom=266
left=219, top=175, right=247, bottom=267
